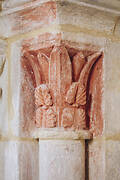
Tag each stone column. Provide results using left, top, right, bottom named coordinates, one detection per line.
left=1, top=0, right=116, bottom=180
left=39, top=140, right=85, bottom=180
left=0, top=140, right=39, bottom=180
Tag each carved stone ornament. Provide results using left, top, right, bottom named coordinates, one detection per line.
left=21, top=45, right=102, bottom=131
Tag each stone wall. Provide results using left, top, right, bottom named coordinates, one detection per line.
left=0, top=0, right=120, bottom=180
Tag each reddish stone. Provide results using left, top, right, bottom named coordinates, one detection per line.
left=13, top=2, right=56, bottom=33
left=22, top=33, right=61, bottom=52
left=62, top=108, right=74, bottom=128
left=49, top=46, right=72, bottom=127
left=72, top=52, right=85, bottom=82
left=88, top=55, right=103, bottom=136
left=20, top=39, right=103, bottom=134
left=37, top=53, right=49, bottom=84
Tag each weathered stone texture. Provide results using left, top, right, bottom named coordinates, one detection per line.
left=89, top=139, right=105, bottom=180
left=106, top=140, right=120, bottom=180
left=39, top=140, right=85, bottom=180
left=104, top=42, right=120, bottom=137
left=20, top=36, right=103, bottom=133
left=0, top=0, right=120, bottom=180
left=0, top=1, right=57, bottom=37
left=0, top=140, right=39, bottom=180
left=0, top=40, right=8, bottom=136
left=57, top=1, right=117, bottom=35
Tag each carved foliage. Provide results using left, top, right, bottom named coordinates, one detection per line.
left=35, top=84, right=56, bottom=128
left=21, top=45, right=102, bottom=130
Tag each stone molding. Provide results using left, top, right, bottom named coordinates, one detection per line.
left=32, top=129, right=92, bottom=140
left=1, top=0, right=120, bottom=13
left=0, top=0, right=120, bottom=39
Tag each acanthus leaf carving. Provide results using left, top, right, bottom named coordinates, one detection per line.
left=75, top=84, right=86, bottom=106
left=74, top=108, right=86, bottom=130
left=64, top=51, right=102, bottom=130
left=35, top=85, right=44, bottom=107
left=46, top=106, right=57, bottom=128
left=49, top=45, right=72, bottom=104
left=24, top=52, right=42, bottom=86
left=35, top=84, right=56, bottom=128
left=78, top=52, right=102, bottom=87
left=21, top=44, right=102, bottom=131
left=62, top=108, right=74, bottom=128
left=72, top=52, right=85, bottom=82
left=35, top=84, right=53, bottom=108
left=37, top=52, right=49, bottom=84
left=65, top=82, right=78, bottom=105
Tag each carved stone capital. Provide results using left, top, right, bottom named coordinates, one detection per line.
left=21, top=38, right=103, bottom=138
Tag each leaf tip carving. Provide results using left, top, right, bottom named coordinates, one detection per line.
left=72, top=52, right=86, bottom=82
left=76, top=84, right=86, bottom=106
left=66, top=83, right=78, bottom=105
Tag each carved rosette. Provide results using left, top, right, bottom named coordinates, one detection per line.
left=21, top=45, right=102, bottom=131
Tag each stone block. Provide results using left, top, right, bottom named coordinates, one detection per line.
left=57, top=1, right=116, bottom=35
left=0, top=1, right=57, bottom=37
left=104, top=42, right=120, bottom=136
left=18, top=140, right=39, bottom=180
left=89, top=138, right=105, bottom=180
left=0, top=140, right=39, bottom=180
left=39, top=140, right=85, bottom=180
left=0, top=40, right=8, bottom=136
left=0, top=0, right=119, bottom=39
left=105, top=140, right=120, bottom=180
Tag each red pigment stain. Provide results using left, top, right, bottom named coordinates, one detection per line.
left=13, top=1, right=56, bottom=32
left=20, top=37, right=103, bottom=134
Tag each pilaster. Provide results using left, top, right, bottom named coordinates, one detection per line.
left=0, top=1, right=120, bottom=180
